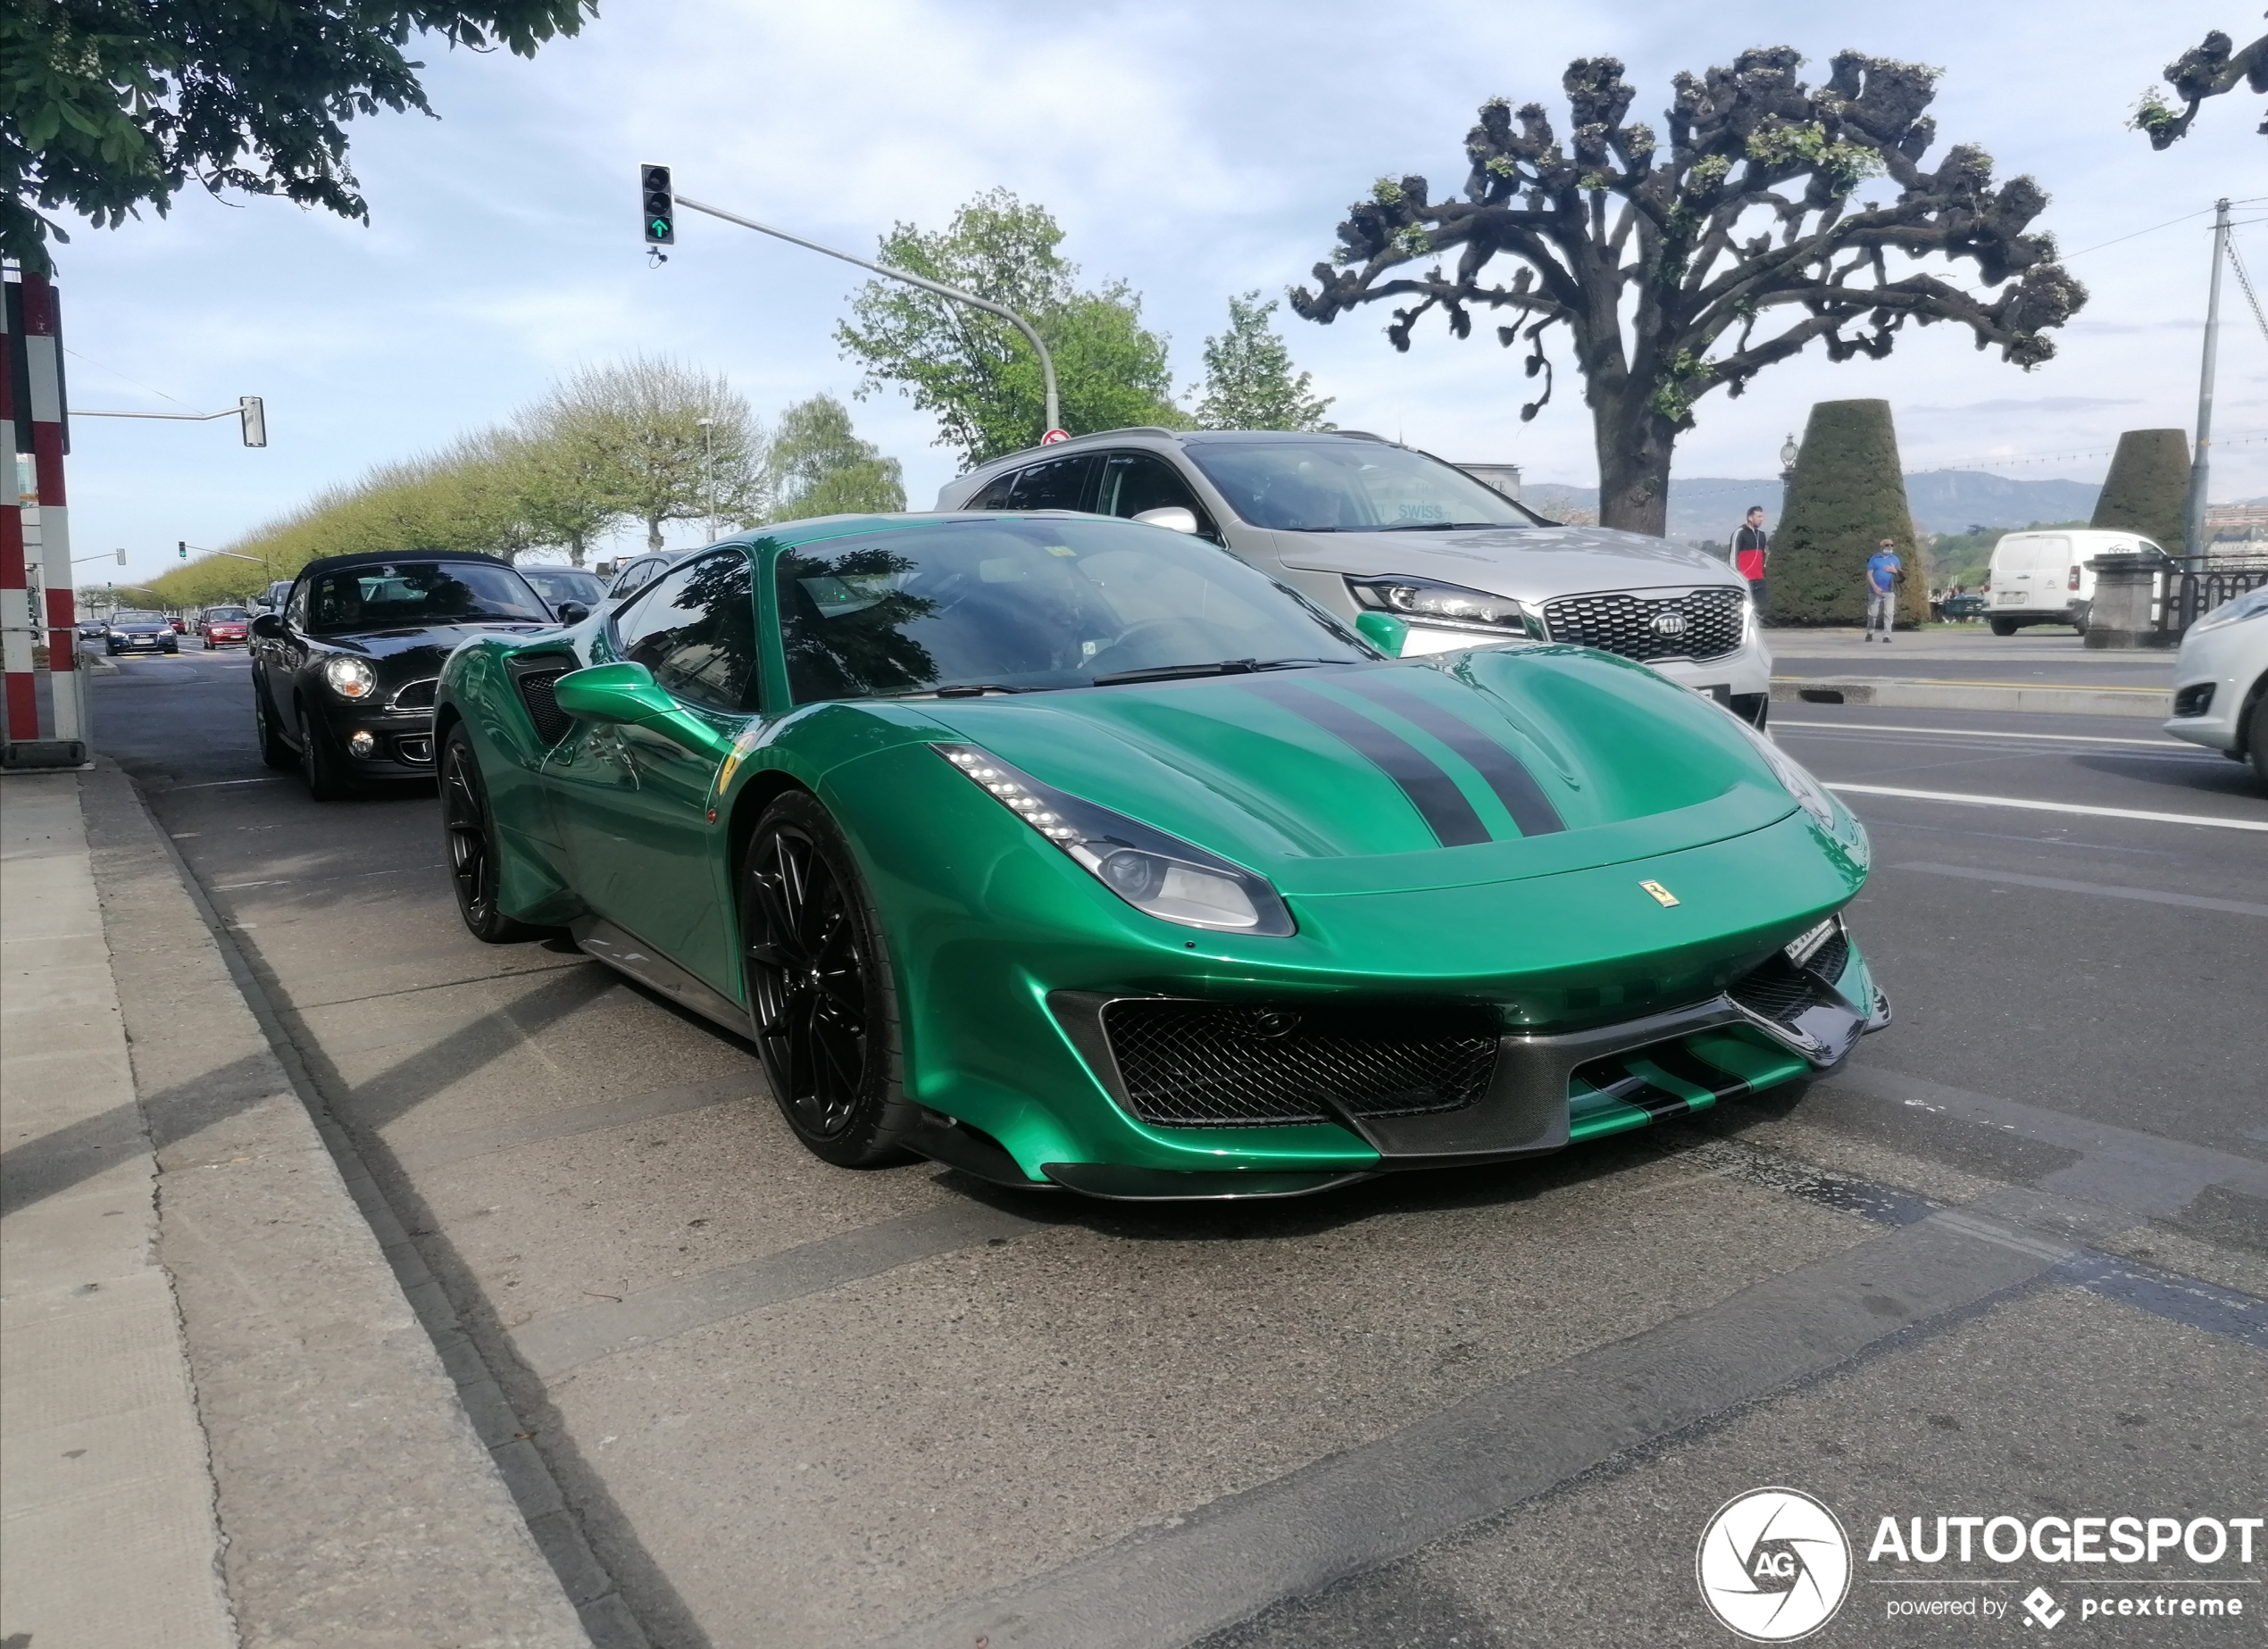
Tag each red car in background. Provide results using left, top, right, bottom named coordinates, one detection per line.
left=196, top=605, right=251, bottom=647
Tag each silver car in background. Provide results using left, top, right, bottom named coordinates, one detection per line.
left=937, top=429, right=1772, bottom=725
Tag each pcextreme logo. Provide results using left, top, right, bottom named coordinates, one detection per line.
left=1697, top=1487, right=1853, bottom=1642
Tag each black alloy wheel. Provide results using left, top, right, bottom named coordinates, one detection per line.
left=739, top=791, right=912, bottom=1167
left=297, top=702, right=353, bottom=803
left=253, top=676, right=294, bottom=770
left=440, top=724, right=541, bottom=942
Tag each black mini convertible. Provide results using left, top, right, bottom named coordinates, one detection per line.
left=251, top=550, right=574, bottom=799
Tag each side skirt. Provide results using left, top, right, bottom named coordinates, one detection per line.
left=571, top=916, right=751, bottom=1039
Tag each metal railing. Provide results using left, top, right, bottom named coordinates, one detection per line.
left=2161, top=554, right=2268, bottom=633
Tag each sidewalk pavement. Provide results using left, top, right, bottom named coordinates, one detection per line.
left=2, top=767, right=592, bottom=1648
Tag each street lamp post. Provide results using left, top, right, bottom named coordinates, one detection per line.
left=696, top=417, right=716, bottom=541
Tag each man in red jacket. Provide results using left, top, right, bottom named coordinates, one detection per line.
left=1733, top=506, right=1770, bottom=620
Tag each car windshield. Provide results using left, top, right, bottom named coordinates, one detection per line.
left=302, top=562, right=550, bottom=635
left=114, top=611, right=164, bottom=624
left=777, top=517, right=1371, bottom=704
left=206, top=608, right=247, bottom=620
left=520, top=568, right=605, bottom=609
left=1184, top=440, right=1535, bottom=532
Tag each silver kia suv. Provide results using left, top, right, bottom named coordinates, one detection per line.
left=936, top=429, right=1772, bottom=725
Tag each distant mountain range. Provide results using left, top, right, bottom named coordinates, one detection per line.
left=1522, top=471, right=2102, bottom=539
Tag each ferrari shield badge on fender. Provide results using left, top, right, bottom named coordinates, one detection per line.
left=1640, top=879, right=1680, bottom=907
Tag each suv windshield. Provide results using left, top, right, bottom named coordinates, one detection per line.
left=1186, top=441, right=1535, bottom=532
left=778, top=517, right=1369, bottom=704
left=302, top=562, right=550, bottom=636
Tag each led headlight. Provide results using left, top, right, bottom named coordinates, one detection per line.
left=936, top=744, right=1294, bottom=936
left=1347, top=575, right=1540, bottom=637
left=2189, top=587, right=2268, bottom=634
left=323, top=655, right=378, bottom=700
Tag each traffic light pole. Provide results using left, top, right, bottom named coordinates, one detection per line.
left=73, top=397, right=268, bottom=446
left=2182, top=197, right=2230, bottom=559
left=672, top=193, right=1062, bottom=441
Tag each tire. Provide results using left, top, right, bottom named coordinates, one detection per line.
left=738, top=791, right=913, bottom=1168
left=440, top=723, right=544, bottom=942
left=1989, top=617, right=2018, bottom=637
left=2248, top=691, right=2268, bottom=797
left=253, top=677, right=294, bottom=770
left=297, top=702, right=354, bottom=802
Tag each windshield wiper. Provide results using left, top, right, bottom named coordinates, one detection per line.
left=1376, top=521, right=1520, bottom=531
left=931, top=682, right=1041, bottom=697
left=1090, top=658, right=1336, bottom=687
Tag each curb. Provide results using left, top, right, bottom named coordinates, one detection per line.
left=1771, top=675, right=2172, bottom=720
left=78, top=761, right=595, bottom=1649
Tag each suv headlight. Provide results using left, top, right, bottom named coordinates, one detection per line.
left=1347, top=575, right=1540, bottom=637
left=2189, top=587, right=2268, bottom=634
left=936, top=744, right=1294, bottom=935
left=323, top=655, right=378, bottom=700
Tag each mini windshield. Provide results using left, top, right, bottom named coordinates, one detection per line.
left=778, top=517, right=1370, bottom=704
left=113, top=611, right=165, bottom=624
left=1185, top=441, right=1534, bottom=532
left=302, top=562, right=550, bottom=636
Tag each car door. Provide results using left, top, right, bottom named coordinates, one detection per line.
left=263, top=581, right=313, bottom=729
left=552, top=549, right=757, bottom=994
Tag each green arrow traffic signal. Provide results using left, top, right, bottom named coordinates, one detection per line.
left=641, top=164, right=675, bottom=246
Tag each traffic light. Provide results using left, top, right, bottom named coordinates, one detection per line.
left=641, top=164, right=675, bottom=246
left=238, top=396, right=266, bottom=448
left=179, top=541, right=188, bottom=560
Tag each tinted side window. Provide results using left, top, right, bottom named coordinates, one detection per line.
left=1096, top=452, right=1218, bottom=537
left=974, top=471, right=1019, bottom=510
left=1006, top=454, right=1098, bottom=513
left=287, top=583, right=309, bottom=629
left=614, top=552, right=757, bottom=713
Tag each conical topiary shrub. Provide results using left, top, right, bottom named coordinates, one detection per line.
left=2091, top=429, right=2190, bottom=554
left=1768, top=399, right=1922, bottom=627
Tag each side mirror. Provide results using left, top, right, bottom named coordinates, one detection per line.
left=250, top=612, right=285, bottom=640
left=1132, top=505, right=1199, bottom=535
left=554, top=601, right=591, bottom=626
left=1354, top=610, right=1407, bottom=657
left=552, top=660, right=678, bottom=727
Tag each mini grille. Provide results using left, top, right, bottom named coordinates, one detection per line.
left=391, top=678, right=438, bottom=711
left=516, top=669, right=572, bottom=745
left=1100, top=999, right=1499, bottom=1128
left=1542, top=586, right=1746, bottom=663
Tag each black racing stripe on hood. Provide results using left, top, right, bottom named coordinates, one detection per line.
left=1332, top=674, right=1567, bottom=837
left=1243, top=679, right=1490, bottom=847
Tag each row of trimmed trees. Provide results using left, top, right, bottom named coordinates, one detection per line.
left=1768, top=402, right=2196, bottom=625
left=141, top=361, right=905, bottom=610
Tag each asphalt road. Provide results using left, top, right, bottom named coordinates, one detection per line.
left=92, top=645, right=2267, bottom=1649
left=1768, top=629, right=2179, bottom=684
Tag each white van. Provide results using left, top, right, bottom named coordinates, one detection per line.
left=1983, top=529, right=2164, bottom=636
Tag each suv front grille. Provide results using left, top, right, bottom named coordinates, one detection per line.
left=1543, top=586, right=1746, bottom=664
left=1100, top=999, right=1499, bottom=1128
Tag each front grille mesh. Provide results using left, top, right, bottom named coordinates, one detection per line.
left=1730, top=956, right=1821, bottom=1025
left=516, top=669, right=572, bottom=745
left=1803, top=926, right=1849, bottom=986
left=1101, top=999, right=1499, bottom=1128
left=1543, top=586, right=1745, bottom=663
left=391, top=678, right=438, bottom=711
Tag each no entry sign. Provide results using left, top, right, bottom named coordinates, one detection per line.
left=1039, top=429, right=1069, bottom=445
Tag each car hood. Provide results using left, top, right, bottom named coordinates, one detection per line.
left=319, top=622, right=554, bottom=670
left=911, top=650, right=1800, bottom=896
left=1272, top=523, right=1738, bottom=601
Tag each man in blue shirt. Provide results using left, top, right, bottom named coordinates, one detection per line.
left=1864, top=538, right=1902, bottom=642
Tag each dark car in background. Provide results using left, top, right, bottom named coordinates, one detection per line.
left=105, top=610, right=179, bottom=655
left=517, top=564, right=606, bottom=620
left=77, top=615, right=109, bottom=641
left=196, top=605, right=252, bottom=647
left=603, top=549, right=685, bottom=602
left=254, top=579, right=294, bottom=613
left=251, top=551, right=557, bottom=800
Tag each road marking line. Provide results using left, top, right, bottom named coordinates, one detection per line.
left=1777, top=675, right=2169, bottom=694
left=171, top=778, right=286, bottom=789
left=1776, top=720, right=2188, bottom=749
left=1891, top=861, right=2268, bottom=916
left=1827, top=783, right=2268, bottom=832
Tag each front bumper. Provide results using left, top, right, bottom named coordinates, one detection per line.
left=911, top=925, right=1887, bottom=1202
left=306, top=702, right=438, bottom=773
left=2163, top=622, right=2263, bottom=756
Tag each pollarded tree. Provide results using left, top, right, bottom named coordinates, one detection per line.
left=1292, top=48, right=2087, bottom=535
left=2132, top=26, right=2268, bottom=146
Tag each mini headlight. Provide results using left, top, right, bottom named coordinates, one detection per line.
left=936, top=743, right=1294, bottom=935
left=1347, top=575, right=1539, bottom=637
left=323, top=655, right=378, bottom=700
left=2190, top=587, right=2268, bottom=634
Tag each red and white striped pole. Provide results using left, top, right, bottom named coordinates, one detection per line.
left=0, top=275, right=37, bottom=744
left=18, top=271, right=82, bottom=747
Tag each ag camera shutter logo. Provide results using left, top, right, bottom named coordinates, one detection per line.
left=1697, top=1487, right=1852, bottom=1642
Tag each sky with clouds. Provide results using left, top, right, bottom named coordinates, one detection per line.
left=47, top=0, right=2268, bottom=587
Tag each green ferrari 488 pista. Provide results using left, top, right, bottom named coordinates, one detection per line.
left=434, top=511, right=1886, bottom=1200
